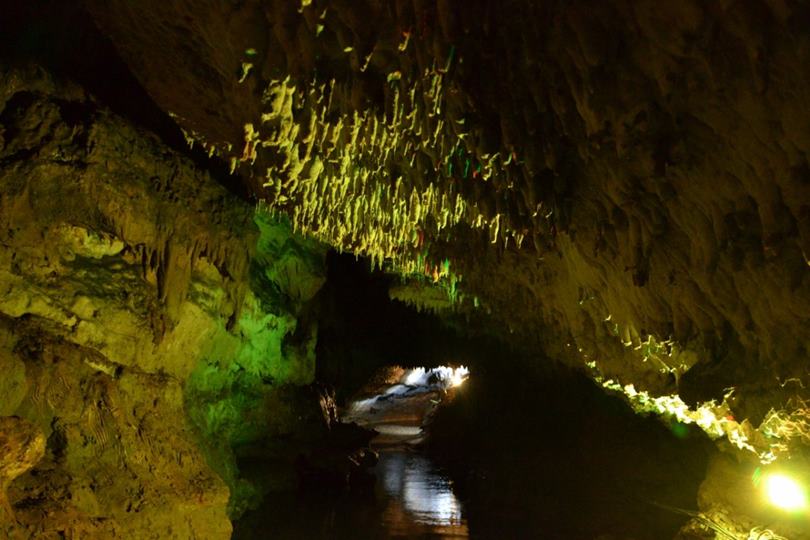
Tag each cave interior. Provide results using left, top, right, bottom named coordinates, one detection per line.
left=0, top=1, right=809, bottom=539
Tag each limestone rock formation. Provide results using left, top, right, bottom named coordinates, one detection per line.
left=0, top=416, right=45, bottom=523
left=0, top=65, right=332, bottom=537
left=79, top=2, right=810, bottom=535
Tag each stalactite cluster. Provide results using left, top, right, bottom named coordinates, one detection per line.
left=181, top=55, right=551, bottom=281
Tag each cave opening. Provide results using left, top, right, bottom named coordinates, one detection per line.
left=342, top=365, right=470, bottom=447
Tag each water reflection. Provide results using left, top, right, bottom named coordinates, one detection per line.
left=234, top=450, right=468, bottom=539
left=379, top=452, right=465, bottom=528
left=374, top=449, right=469, bottom=539
left=235, top=366, right=469, bottom=539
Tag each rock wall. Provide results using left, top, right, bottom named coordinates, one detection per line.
left=0, top=66, right=326, bottom=537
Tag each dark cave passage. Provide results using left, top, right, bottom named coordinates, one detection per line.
left=234, top=255, right=715, bottom=540
left=313, top=252, right=478, bottom=404
left=427, top=364, right=716, bottom=539
left=235, top=364, right=472, bottom=539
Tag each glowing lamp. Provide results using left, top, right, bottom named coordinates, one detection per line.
left=450, top=366, right=469, bottom=387
left=763, top=473, right=807, bottom=511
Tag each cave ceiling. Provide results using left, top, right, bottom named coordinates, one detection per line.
left=75, top=0, right=810, bottom=460
left=1, top=0, right=808, bottom=481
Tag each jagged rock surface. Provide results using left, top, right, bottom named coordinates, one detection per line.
left=85, top=0, right=810, bottom=414
left=0, top=66, right=328, bottom=538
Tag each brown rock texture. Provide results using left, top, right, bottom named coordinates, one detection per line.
left=0, top=65, right=245, bottom=538
left=0, top=58, right=340, bottom=536
left=0, top=416, right=45, bottom=523
left=79, top=3, right=810, bottom=534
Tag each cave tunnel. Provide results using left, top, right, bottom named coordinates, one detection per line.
left=235, top=253, right=717, bottom=539
left=1, top=1, right=809, bottom=539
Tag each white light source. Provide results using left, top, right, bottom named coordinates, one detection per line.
left=450, top=366, right=469, bottom=387
left=400, top=366, right=469, bottom=389
left=764, top=473, right=807, bottom=511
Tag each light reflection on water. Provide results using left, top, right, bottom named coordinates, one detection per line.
left=379, top=452, right=465, bottom=528
left=235, top=365, right=469, bottom=539
left=233, top=450, right=468, bottom=539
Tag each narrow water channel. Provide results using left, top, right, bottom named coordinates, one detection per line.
left=232, top=451, right=467, bottom=539
left=235, top=364, right=711, bottom=539
left=235, top=366, right=470, bottom=539
left=342, top=366, right=471, bottom=538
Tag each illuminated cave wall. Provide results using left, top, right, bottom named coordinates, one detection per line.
left=184, top=210, right=328, bottom=517
left=0, top=67, right=326, bottom=536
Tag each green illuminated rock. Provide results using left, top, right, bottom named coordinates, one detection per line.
left=0, top=67, right=326, bottom=536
